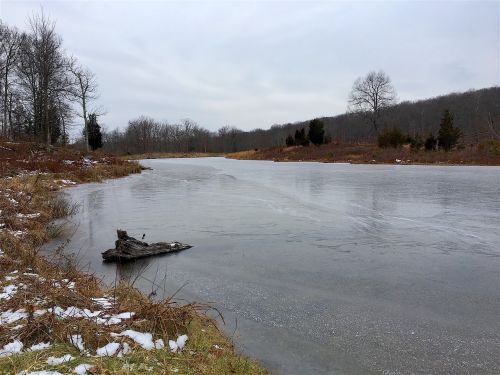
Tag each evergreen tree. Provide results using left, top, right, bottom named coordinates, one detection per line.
left=294, top=128, right=309, bottom=146
left=438, top=110, right=461, bottom=151
left=424, top=133, right=437, bottom=151
left=308, top=118, right=325, bottom=146
left=86, top=113, right=102, bottom=150
left=285, top=134, right=295, bottom=146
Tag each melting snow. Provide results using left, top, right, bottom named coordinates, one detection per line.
left=114, top=330, right=155, bottom=350
left=169, top=335, right=188, bottom=353
left=0, top=340, right=23, bottom=357
left=91, top=297, right=112, bottom=309
left=0, top=309, right=27, bottom=324
left=28, top=342, right=51, bottom=351
left=96, top=342, right=120, bottom=357
left=0, top=284, right=17, bottom=299
left=16, top=213, right=41, bottom=219
left=47, top=354, right=74, bottom=365
left=69, top=334, right=86, bottom=353
left=73, top=364, right=93, bottom=375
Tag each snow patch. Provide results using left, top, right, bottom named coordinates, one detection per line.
left=47, top=354, right=74, bottom=365
left=0, top=340, right=23, bottom=357
left=169, top=335, right=188, bottom=353
left=96, top=342, right=120, bottom=357
left=73, top=364, right=93, bottom=375
left=28, top=342, right=51, bottom=351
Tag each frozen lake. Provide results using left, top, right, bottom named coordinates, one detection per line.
left=55, top=158, right=500, bottom=374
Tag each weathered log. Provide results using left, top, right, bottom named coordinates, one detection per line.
left=102, top=230, right=192, bottom=261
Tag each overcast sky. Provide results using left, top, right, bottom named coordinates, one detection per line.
left=1, top=0, right=498, bottom=132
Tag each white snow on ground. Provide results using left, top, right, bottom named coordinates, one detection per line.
left=16, top=213, right=41, bottom=219
left=73, top=364, right=93, bottom=375
left=113, top=330, right=155, bottom=350
left=0, top=309, right=27, bottom=324
left=0, top=284, right=18, bottom=299
left=154, top=339, right=164, bottom=349
left=116, top=342, right=130, bottom=357
left=0, top=249, right=4, bottom=256
left=28, top=342, right=51, bottom=351
left=0, top=340, right=23, bottom=357
left=169, top=335, right=188, bottom=353
left=96, top=342, right=120, bottom=357
left=54, top=179, right=76, bottom=185
left=69, top=334, right=86, bottom=353
left=91, top=297, right=112, bottom=309
left=34, top=309, right=47, bottom=317
left=19, top=371, right=63, bottom=375
left=103, top=311, right=135, bottom=325
left=48, top=306, right=102, bottom=319
left=46, top=354, right=74, bottom=365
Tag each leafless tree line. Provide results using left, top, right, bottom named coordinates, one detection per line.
left=0, top=13, right=99, bottom=149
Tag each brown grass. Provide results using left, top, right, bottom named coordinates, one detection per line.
left=227, top=142, right=500, bottom=166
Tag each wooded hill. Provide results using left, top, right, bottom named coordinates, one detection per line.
left=248, top=86, right=500, bottom=149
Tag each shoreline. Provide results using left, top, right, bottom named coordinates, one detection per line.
left=224, top=143, right=500, bottom=167
left=0, top=143, right=267, bottom=374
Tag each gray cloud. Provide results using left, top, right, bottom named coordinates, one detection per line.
left=1, top=0, right=498, bottom=131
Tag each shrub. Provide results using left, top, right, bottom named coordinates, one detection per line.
left=478, top=139, right=500, bottom=155
left=378, top=127, right=406, bottom=148
left=424, top=133, right=437, bottom=151
left=409, top=134, right=424, bottom=151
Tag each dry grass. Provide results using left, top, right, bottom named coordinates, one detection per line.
left=227, top=142, right=500, bottom=166
left=0, top=142, right=267, bottom=374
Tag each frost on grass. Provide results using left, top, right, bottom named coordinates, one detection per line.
left=0, top=340, right=23, bottom=357
left=46, top=354, right=74, bottom=365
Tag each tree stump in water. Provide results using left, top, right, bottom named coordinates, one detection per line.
left=102, top=230, right=192, bottom=261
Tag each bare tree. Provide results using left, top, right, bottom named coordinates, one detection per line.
left=16, top=13, right=68, bottom=147
left=68, top=57, right=98, bottom=152
left=348, top=70, right=397, bottom=134
left=0, top=22, right=20, bottom=138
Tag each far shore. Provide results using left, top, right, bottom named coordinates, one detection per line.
left=121, top=143, right=500, bottom=167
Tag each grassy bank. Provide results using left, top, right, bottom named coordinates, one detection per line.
left=0, top=142, right=266, bottom=375
left=226, top=142, right=500, bottom=166
left=123, top=152, right=221, bottom=160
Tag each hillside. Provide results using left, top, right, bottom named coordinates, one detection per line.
left=238, top=86, right=500, bottom=149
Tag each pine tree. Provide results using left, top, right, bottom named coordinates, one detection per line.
left=285, top=134, right=295, bottom=146
left=308, top=118, right=325, bottom=146
left=86, top=113, right=102, bottom=150
left=438, top=110, right=461, bottom=151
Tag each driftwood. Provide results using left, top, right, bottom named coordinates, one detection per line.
left=102, top=230, right=192, bottom=261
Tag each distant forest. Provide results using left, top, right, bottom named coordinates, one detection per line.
left=104, top=86, right=500, bottom=154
